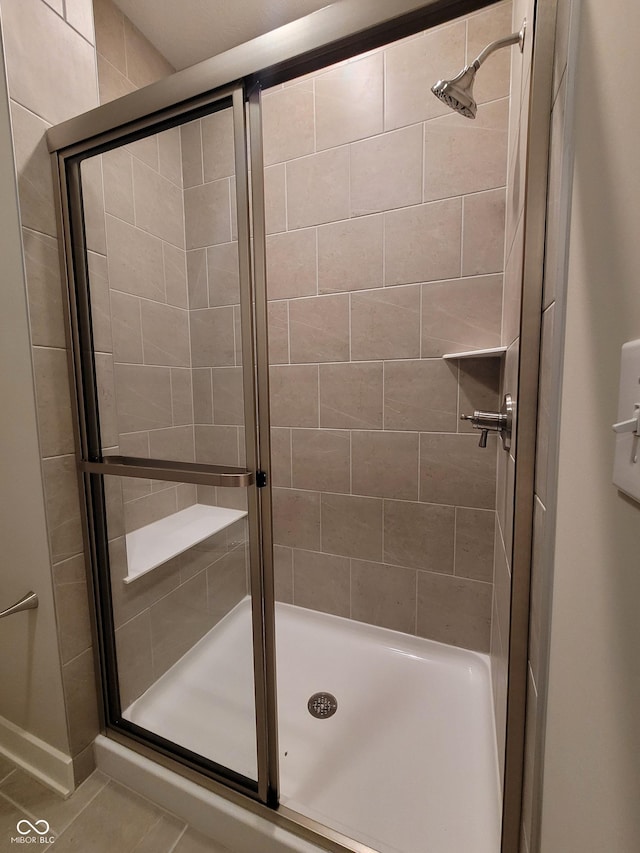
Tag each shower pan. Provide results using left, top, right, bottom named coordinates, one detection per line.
left=46, top=0, right=556, bottom=851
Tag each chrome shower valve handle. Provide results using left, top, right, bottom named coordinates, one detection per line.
left=461, top=394, right=514, bottom=450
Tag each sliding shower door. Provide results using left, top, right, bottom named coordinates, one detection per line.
left=59, top=84, right=277, bottom=804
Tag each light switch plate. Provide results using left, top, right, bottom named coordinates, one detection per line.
left=613, top=338, right=640, bottom=502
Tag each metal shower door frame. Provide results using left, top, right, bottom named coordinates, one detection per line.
left=46, top=0, right=559, bottom=850
left=51, top=82, right=279, bottom=806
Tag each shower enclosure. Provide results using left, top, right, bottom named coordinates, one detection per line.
left=47, top=0, right=555, bottom=850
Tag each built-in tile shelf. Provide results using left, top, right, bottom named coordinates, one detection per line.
left=442, top=346, right=508, bottom=361
left=124, top=504, right=247, bottom=584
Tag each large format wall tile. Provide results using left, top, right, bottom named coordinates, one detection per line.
left=272, top=488, right=321, bottom=551
left=190, top=307, right=235, bottom=367
left=317, top=215, right=383, bottom=294
left=115, top=611, right=154, bottom=708
left=180, top=121, right=204, bottom=188
left=103, top=147, right=135, bottom=224
left=266, top=230, right=317, bottom=301
left=132, top=159, right=185, bottom=248
left=291, top=429, right=350, bottom=494
left=420, top=433, right=497, bottom=509
left=32, top=347, right=76, bottom=458
left=207, top=242, right=240, bottom=306
left=2, top=0, right=98, bottom=125
left=352, top=431, right=419, bottom=501
left=383, top=500, right=455, bottom=573
left=106, top=215, right=165, bottom=301
left=466, top=2, right=513, bottom=105
left=184, top=180, right=232, bottom=248
left=315, top=53, right=383, bottom=150
left=319, top=362, right=383, bottom=430
left=424, top=99, right=509, bottom=201
left=383, top=359, right=458, bottom=432
left=293, top=550, right=351, bottom=618
left=289, top=294, right=350, bottom=364
left=455, top=508, right=496, bottom=582
left=270, top=365, right=319, bottom=427
left=462, top=188, right=506, bottom=276
left=351, top=285, right=421, bottom=361
left=384, top=21, right=466, bottom=130
left=262, top=82, right=315, bottom=167
left=150, top=573, right=210, bottom=677
left=42, top=455, right=84, bottom=563
left=9, top=102, right=57, bottom=237
left=201, top=109, right=235, bottom=182
left=350, top=125, right=423, bottom=216
left=61, top=649, right=100, bottom=755
left=113, top=365, right=173, bottom=432
left=94, top=0, right=126, bottom=73
left=123, top=17, right=172, bottom=88
left=286, top=147, right=350, bottom=229
left=320, top=493, right=383, bottom=562
left=351, top=560, right=417, bottom=633
left=267, top=302, right=289, bottom=365
left=385, top=199, right=462, bottom=285
left=140, top=302, right=190, bottom=367
left=22, top=229, right=67, bottom=348
left=421, top=275, right=503, bottom=356
left=417, top=571, right=492, bottom=651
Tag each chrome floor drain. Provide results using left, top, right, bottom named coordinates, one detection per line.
left=308, top=692, right=338, bottom=719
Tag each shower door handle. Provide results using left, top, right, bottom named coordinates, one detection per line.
left=81, top=456, right=255, bottom=488
left=0, top=591, right=38, bottom=620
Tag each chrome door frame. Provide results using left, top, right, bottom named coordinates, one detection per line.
left=47, top=0, right=558, bottom=849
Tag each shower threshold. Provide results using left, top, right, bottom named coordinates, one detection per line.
left=123, top=598, right=500, bottom=853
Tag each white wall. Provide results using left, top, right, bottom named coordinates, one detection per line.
left=540, top=1, right=640, bottom=850
left=0, top=25, right=71, bottom=781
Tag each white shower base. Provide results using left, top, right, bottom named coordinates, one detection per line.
left=123, top=598, right=500, bottom=853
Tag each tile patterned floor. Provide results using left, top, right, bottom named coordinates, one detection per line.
left=0, top=754, right=229, bottom=852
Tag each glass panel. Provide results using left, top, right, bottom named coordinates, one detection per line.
left=78, top=97, right=259, bottom=786
left=262, top=6, right=508, bottom=849
left=104, top=474, right=257, bottom=781
left=80, top=102, right=248, bottom=548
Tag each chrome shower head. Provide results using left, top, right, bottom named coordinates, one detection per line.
left=431, top=21, right=526, bottom=120
left=431, top=65, right=478, bottom=119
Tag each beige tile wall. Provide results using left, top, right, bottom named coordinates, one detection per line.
left=261, top=1, right=513, bottom=652
left=1, top=0, right=101, bottom=786
left=180, top=107, right=249, bottom=521
left=91, top=0, right=198, bottom=536
left=92, top=0, right=250, bottom=708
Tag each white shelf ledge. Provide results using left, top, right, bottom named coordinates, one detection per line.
left=124, top=504, right=247, bottom=584
left=442, top=346, right=508, bottom=361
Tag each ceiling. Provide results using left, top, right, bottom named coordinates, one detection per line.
left=113, top=0, right=335, bottom=71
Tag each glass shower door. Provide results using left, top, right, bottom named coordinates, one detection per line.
left=64, top=85, right=277, bottom=803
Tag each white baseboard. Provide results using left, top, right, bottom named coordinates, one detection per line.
left=0, top=713, right=74, bottom=796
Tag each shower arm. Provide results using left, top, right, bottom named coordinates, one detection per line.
left=471, top=21, right=526, bottom=71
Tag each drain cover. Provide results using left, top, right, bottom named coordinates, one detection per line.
left=308, top=692, right=338, bottom=719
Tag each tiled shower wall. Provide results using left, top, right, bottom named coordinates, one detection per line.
left=262, top=1, right=513, bottom=651
left=1, top=0, right=100, bottom=785
left=92, top=0, right=249, bottom=708
left=90, top=0, right=198, bottom=534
